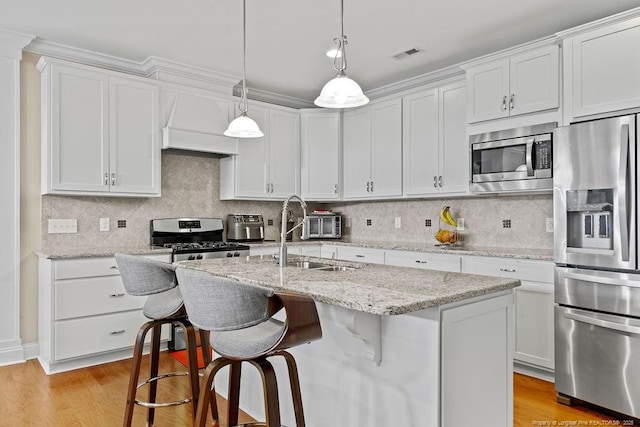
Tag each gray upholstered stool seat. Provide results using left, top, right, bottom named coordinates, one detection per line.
left=114, top=253, right=216, bottom=427
left=176, top=267, right=322, bottom=427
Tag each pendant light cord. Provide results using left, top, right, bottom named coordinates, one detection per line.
left=333, top=0, right=347, bottom=73
left=240, top=0, right=248, bottom=114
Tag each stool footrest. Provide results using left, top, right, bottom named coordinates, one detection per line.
left=134, top=371, right=193, bottom=408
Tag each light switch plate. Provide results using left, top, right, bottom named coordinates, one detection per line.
left=456, top=218, right=465, bottom=231
left=100, top=217, right=110, bottom=232
left=394, top=217, right=401, bottom=228
left=48, top=219, right=77, bottom=234
left=546, top=218, right=554, bottom=233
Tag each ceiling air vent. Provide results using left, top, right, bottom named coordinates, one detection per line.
left=391, top=47, right=424, bottom=61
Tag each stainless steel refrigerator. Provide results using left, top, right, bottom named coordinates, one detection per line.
left=554, top=114, right=640, bottom=418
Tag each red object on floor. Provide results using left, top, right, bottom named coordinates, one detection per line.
left=169, top=346, right=207, bottom=369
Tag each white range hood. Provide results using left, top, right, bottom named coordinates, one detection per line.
left=161, top=88, right=239, bottom=156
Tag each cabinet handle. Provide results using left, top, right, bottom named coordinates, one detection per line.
left=502, top=96, right=507, bottom=111
left=270, top=183, right=274, bottom=193
left=104, top=173, right=109, bottom=186
left=110, top=265, right=118, bottom=269
left=335, top=184, right=338, bottom=194
left=266, top=183, right=270, bottom=193
left=109, top=293, right=125, bottom=297
left=366, top=181, right=370, bottom=192
left=510, top=94, right=515, bottom=110
left=499, top=268, right=516, bottom=272
left=438, top=176, right=443, bottom=187
left=415, top=260, right=427, bottom=264
left=355, top=254, right=365, bottom=258
left=370, top=181, right=374, bottom=192
left=109, top=330, right=125, bottom=335
left=111, top=173, right=116, bottom=186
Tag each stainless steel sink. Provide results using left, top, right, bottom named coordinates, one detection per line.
left=286, top=261, right=356, bottom=271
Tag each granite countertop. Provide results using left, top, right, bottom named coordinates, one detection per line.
left=36, top=245, right=172, bottom=259
left=177, top=255, right=520, bottom=315
left=249, top=239, right=554, bottom=261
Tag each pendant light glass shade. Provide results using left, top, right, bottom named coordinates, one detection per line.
left=315, top=70, right=369, bottom=108
left=224, top=111, right=264, bottom=138
left=315, top=0, right=368, bottom=109
left=225, top=0, right=263, bottom=138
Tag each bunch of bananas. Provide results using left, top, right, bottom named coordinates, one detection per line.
left=435, top=229, right=459, bottom=244
left=439, top=206, right=457, bottom=227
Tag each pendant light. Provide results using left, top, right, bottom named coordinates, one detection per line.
left=314, top=0, right=369, bottom=109
left=224, top=0, right=264, bottom=138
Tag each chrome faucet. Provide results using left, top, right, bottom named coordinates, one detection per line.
left=279, top=194, right=307, bottom=267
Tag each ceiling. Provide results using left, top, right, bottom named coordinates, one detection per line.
left=2, top=0, right=640, bottom=103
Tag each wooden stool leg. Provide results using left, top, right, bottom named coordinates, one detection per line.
left=195, top=358, right=232, bottom=427
left=123, top=321, right=154, bottom=427
left=226, top=362, right=242, bottom=427
left=277, top=351, right=305, bottom=427
left=250, top=358, right=281, bottom=427
left=181, top=322, right=200, bottom=420
left=147, top=322, right=163, bottom=426
left=198, top=329, right=219, bottom=424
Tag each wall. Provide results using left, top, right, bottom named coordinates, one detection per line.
left=331, top=194, right=553, bottom=249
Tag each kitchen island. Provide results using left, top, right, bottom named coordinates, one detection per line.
left=179, top=255, right=519, bottom=427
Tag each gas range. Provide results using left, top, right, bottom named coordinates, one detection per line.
left=150, top=218, right=250, bottom=262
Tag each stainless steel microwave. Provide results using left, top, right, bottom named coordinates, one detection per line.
left=469, top=122, right=556, bottom=193
left=303, top=214, right=342, bottom=239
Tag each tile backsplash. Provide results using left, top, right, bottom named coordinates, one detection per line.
left=42, top=151, right=553, bottom=251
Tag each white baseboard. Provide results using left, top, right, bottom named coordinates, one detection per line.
left=514, top=361, right=555, bottom=383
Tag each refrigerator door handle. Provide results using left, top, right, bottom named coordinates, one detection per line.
left=564, top=270, right=629, bottom=286
left=618, top=123, right=630, bottom=262
left=564, top=309, right=640, bottom=335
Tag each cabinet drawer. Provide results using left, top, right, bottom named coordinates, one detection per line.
left=385, top=250, right=461, bottom=273
left=54, top=254, right=170, bottom=280
left=54, top=310, right=147, bottom=360
left=288, top=245, right=322, bottom=257
left=335, top=246, right=385, bottom=264
left=461, top=256, right=553, bottom=283
left=55, top=275, right=145, bottom=320
left=250, top=246, right=279, bottom=256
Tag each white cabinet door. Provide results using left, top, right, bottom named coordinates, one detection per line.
left=467, top=58, right=510, bottom=122
left=439, top=80, right=468, bottom=194
left=370, top=98, right=402, bottom=197
left=300, top=110, right=340, bottom=200
left=234, top=105, right=270, bottom=198
left=514, top=281, right=554, bottom=369
left=403, top=89, right=439, bottom=195
left=49, top=65, right=109, bottom=193
left=570, top=18, right=640, bottom=118
left=343, top=108, right=372, bottom=198
left=269, top=109, right=300, bottom=198
left=109, top=77, right=160, bottom=195
left=509, top=45, right=559, bottom=116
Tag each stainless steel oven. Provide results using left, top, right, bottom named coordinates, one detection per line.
left=470, top=122, right=555, bottom=193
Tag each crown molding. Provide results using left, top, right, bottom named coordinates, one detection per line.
left=365, top=64, right=464, bottom=101
left=556, top=6, right=640, bottom=38
left=0, top=29, right=35, bottom=60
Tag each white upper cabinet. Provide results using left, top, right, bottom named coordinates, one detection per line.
left=565, top=17, right=640, bottom=119
left=466, top=45, right=559, bottom=123
left=39, top=57, right=160, bottom=197
left=220, top=102, right=300, bottom=200
left=403, top=79, right=468, bottom=196
left=300, top=109, right=341, bottom=201
left=343, top=98, right=402, bottom=200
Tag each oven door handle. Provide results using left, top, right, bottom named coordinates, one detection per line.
left=525, top=138, right=534, bottom=177
left=564, top=310, right=640, bottom=335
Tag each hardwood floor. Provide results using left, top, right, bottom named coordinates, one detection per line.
left=0, top=354, right=630, bottom=426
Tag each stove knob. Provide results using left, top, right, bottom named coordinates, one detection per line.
left=196, top=255, right=203, bottom=260
left=188, top=255, right=195, bottom=261
left=226, top=253, right=233, bottom=258
left=234, top=252, right=240, bottom=257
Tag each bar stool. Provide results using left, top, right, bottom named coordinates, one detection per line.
left=176, top=267, right=322, bottom=427
left=114, top=253, right=217, bottom=427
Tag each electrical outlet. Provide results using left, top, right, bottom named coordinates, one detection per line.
left=48, top=219, right=77, bottom=234
left=546, top=218, right=554, bottom=233
left=394, top=217, right=401, bottom=229
left=456, top=218, right=465, bottom=231
left=100, top=218, right=110, bottom=232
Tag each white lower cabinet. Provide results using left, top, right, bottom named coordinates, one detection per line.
left=384, top=250, right=461, bottom=272
left=38, top=253, right=171, bottom=374
left=461, top=255, right=554, bottom=372
left=334, top=246, right=386, bottom=264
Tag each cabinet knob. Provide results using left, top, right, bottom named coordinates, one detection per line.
left=510, top=94, right=515, bottom=110
left=502, top=96, right=507, bottom=111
